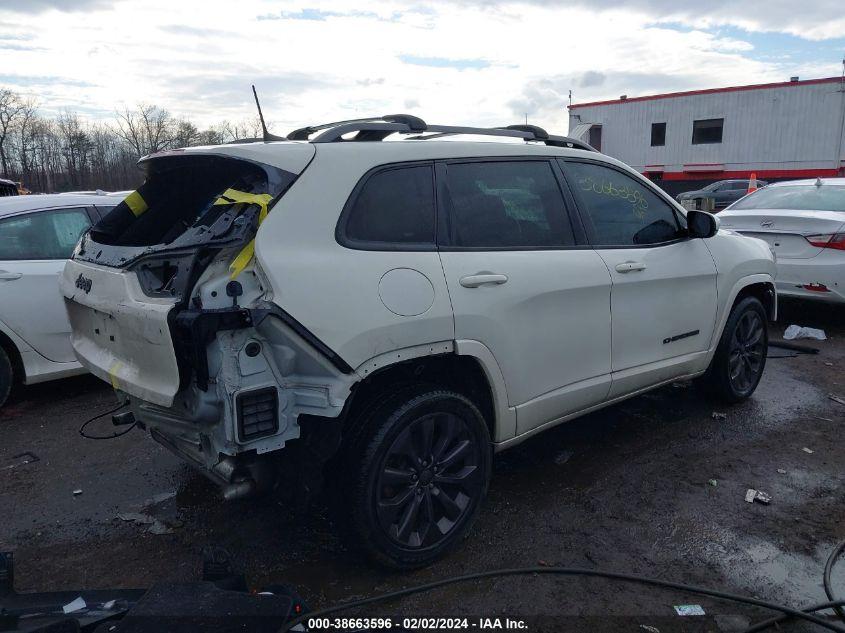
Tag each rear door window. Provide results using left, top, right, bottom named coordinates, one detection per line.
left=442, top=160, right=575, bottom=248
left=561, top=160, right=685, bottom=246
left=340, top=164, right=435, bottom=248
left=0, top=207, right=91, bottom=260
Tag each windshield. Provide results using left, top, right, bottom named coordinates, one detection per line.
left=730, top=184, right=845, bottom=212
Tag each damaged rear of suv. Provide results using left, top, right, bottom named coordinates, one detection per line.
left=62, top=142, right=358, bottom=500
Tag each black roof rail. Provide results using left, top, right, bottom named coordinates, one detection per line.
left=287, top=115, right=597, bottom=151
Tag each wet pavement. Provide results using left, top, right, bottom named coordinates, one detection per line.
left=2, top=298, right=844, bottom=631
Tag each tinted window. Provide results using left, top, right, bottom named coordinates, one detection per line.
left=0, top=207, right=91, bottom=260
left=730, top=185, right=845, bottom=212
left=343, top=165, right=435, bottom=245
left=444, top=161, right=574, bottom=248
left=692, top=118, right=723, bottom=144
left=650, top=122, right=666, bottom=147
left=563, top=161, right=685, bottom=246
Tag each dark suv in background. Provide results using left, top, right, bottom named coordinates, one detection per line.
left=677, top=179, right=767, bottom=211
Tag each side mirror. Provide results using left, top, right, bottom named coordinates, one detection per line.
left=687, top=210, right=720, bottom=238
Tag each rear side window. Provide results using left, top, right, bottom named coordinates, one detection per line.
left=443, top=161, right=574, bottom=248
left=0, top=207, right=91, bottom=260
left=562, top=161, right=685, bottom=246
left=342, top=164, right=435, bottom=247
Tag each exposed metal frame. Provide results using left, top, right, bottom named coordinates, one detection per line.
left=286, top=115, right=598, bottom=152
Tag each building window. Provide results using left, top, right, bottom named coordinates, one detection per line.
left=588, top=125, right=602, bottom=151
left=650, top=122, right=666, bottom=147
left=692, top=118, right=723, bottom=144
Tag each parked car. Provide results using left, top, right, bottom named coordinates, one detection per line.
left=677, top=179, right=768, bottom=212
left=0, top=192, right=125, bottom=407
left=719, top=178, right=844, bottom=304
left=0, top=178, right=17, bottom=197
left=60, top=117, right=776, bottom=568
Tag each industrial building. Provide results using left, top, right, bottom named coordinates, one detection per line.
left=567, top=76, right=845, bottom=196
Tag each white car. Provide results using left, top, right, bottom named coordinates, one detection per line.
left=0, top=192, right=125, bottom=407
left=60, top=117, right=776, bottom=568
left=719, top=178, right=845, bottom=304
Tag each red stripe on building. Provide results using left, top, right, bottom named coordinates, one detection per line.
left=656, top=167, right=842, bottom=181
left=570, top=76, right=844, bottom=109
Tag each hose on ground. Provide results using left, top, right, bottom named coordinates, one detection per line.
left=279, top=549, right=845, bottom=633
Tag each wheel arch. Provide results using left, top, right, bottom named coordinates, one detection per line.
left=345, top=341, right=514, bottom=444
left=710, top=274, right=776, bottom=354
left=0, top=321, right=26, bottom=386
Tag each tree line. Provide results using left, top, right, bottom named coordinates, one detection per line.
left=0, top=87, right=263, bottom=193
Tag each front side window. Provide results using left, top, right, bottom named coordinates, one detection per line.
left=692, top=118, right=723, bottom=144
left=562, top=161, right=685, bottom=246
left=342, top=164, right=435, bottom=246
left=444, top=160, right=574, bottom=248
left=0, top=207, right=91, bottom=260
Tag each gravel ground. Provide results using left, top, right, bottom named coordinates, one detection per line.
left=1, top=298, right=843, bottom=632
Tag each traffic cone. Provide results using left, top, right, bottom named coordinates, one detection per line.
left=747, top=173, right=758, bottom=194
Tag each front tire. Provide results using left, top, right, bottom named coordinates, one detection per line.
left=345, top=390, right=492, bottom=569
left=0, top=346, right=13, bottom=409
left=703, top=296, right=768, bottom=403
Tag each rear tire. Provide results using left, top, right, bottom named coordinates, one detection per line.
left=703, top=296, right=768, bottom=403
left=0, top=346, right=13, bottom=409
left=344, top=389, right=492, bottom=569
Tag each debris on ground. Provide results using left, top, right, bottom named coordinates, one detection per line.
left=708, top=479, right=718, bottom=487
left=825, top=362, right=834, bottom=366
left=777, top=468, right=787, bottom=474
left=711, top=412, right=727, bottom=420
left=537, top=559, right=551, bottom=567
left=813, top=415, right=833, bottom=421
left=117, top=512, right=155, bottom=525
left=829, top=394, right=845, bottom=406
left=783, top=325, right=826, bottom=341
left=745, top=489, right=771, bottom=504
left=72, top=489, right=82, bottom=496
left=768, top=340, right=820, bottom=355
left=674, top=605, right=705, bottom=616
left=2, top=451, right=39, bottom=471
left=803, top=447, right=815, bottom=454
left=62, top=597, right=86, bottom=614
left=554, top=450, right=574, bottom=465
left=117, top=511, right=176, bottom=535
left=640, top=625, right=660, bottom=633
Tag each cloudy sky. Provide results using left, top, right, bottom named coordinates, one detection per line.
left=2, top=0, right=844, bottom=133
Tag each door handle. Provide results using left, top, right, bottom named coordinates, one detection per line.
left=459, top=273, right=509, bottom=288
left=614, top=262, right=647, bottom=273
left=0, top=271, right=22, bottom=281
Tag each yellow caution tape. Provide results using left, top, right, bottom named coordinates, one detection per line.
left=213, top=188, right=273, bottom=280
left=124, top=191, right=148, bottom=217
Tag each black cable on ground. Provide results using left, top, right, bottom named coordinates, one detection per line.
left=78, top=400, right=132, bottom=440
left=279, top=565, right=845, bottom=633
left=742, top=600, right=845, bottom=633
left=825, top=541, right=845, bottom=621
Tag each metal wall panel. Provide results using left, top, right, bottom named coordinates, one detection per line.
left=568, top=80, right=845, bottom=177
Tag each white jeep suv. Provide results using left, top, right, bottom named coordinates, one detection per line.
left=60, top=116, right=776, bottom=568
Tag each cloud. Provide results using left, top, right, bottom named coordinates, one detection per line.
left=398, top=55, right=491, bottom=70
left=450, top=0, right=845, bottom=41
left=3, top=0, right=118, bottom=13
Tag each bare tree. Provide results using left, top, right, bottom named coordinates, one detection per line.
left=0, top=88, right=26, bottom=177
left=115, top=103, right=176, bottom=157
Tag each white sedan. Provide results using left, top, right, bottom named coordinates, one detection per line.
left=719, top=178, right=845, bottom=304
left=0, top=192, right=125, bottom=407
